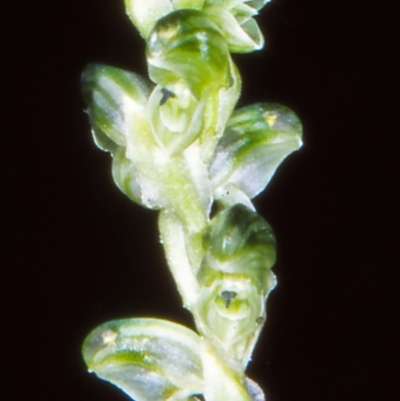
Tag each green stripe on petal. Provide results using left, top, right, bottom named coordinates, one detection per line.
left=210, top=103, right=303, bottom=204
left=81, top=64, right=151, bottom=153
left=83, top=318, right=203, bottom=401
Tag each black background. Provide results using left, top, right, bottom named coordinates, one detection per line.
left=3, top=1, right=399, bottom=400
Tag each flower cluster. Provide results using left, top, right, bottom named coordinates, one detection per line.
left=82, top=1, right=302, bottom=401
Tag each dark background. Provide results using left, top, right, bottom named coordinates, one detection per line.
left=3, top=1, right=399, bottom=400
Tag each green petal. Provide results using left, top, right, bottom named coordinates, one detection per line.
left=83, top=318, right=203, bottom=401
left=81, top=64, right=151, bottom=153
left=146, top=10, right=231, bottom=100
left=210, top=103, right=303, bottom=205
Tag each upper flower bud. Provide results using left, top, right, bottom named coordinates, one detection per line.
left=146, top=10, right=231, bottom=100
left=124, top=0, right=270, bottom=48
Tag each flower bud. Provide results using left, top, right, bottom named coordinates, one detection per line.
left=146, top=10, right=231, bottom=100
left=196, top=204, right=276, bottom=365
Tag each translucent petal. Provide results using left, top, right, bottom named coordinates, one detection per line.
left=245, top=0, right=271, bottom=12
left=203, top=7, right=264, bottom=53
left=81, top=64, right=150, bottom=153
left=246, top=378, right=265, bottom=401
left=83, top=318, right=203, bottom=401
left=230, top=3, right=257, bottom=25
left=210, top=103, right=303, bottom=203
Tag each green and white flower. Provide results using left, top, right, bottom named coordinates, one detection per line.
left=81, top=1, right=302, bottom=400
left=195, top=204, right=276, bottom=366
